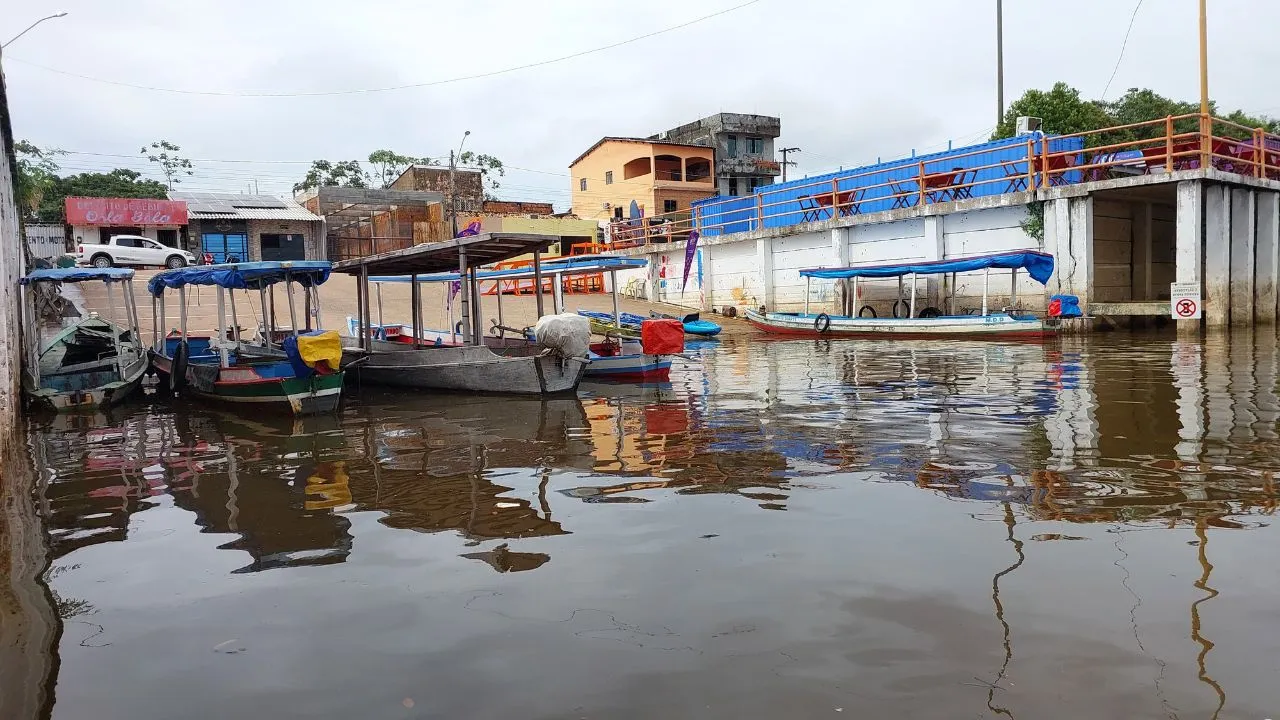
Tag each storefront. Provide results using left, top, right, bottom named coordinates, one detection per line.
left=65, top=197, right=188, bottom=249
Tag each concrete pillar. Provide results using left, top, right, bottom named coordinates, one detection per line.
left=1254, top=191, right=1279, bottom=324
left=1132, top=202, right=1153, bottom=300
left=1203, top=185, right=1231, bottom=328
left=0, top=90, right=22, bottom=430
left=1175, top=181, right=1204, bottom=336
left=1041, top=198, right=1071, bottom=296
left=1229, top=188, right=1256, bottom=326
left=830, top=227, right=850, bottom=314
left=1066, top=196, right=1094, bottom=310
left=756, top=236, right=774, bottom=310
left=700, top=244, right=714, bottom=312
left=923, top=216, right=944, bottom=309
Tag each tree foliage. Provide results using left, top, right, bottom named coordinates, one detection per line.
left=293, top=159, right=369, bottom=193
left=142, top=140, right=194, bottom=189
left=25, top=169, right=169, bottom=224
left=15, top=140, right=65, bottom=222
left=993, top=82, right=1280, bottom=146
left=458, top=151, right=505, bottom=199
left=367, top=150, right=434, bottom=189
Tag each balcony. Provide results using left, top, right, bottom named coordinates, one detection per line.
left=718, top=156, right=782, bottom=176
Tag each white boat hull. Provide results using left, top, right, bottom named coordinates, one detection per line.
left=343, top=341, right=587, bottom=395
left=745, top=309, right=1054, bottom=339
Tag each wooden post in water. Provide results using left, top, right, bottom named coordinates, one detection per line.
left=533, top=249, right=545, bottom=317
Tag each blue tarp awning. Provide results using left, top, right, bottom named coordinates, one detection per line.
left=800, top=250, right=1054, bottom=285
left=147, top=261, right=332, bottom=297
left=23, top=267, right=135, bottom=284
left=369, top=256, right=647, bottom=284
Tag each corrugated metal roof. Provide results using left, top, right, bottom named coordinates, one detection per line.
left=188, top=206, right=320, bottom=221
left=170, top=191, right=320, bottom=221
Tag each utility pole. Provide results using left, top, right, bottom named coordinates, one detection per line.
left=448, top=130, right=471, bottom=239
left=996, top=0, right=1004, bottom=127
left=779, top=147, right=801, bottom=182
left=1198, top=0, right=1210, bottom=166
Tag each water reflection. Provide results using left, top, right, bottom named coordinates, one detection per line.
left=18, top=331, right=1280, bottom=718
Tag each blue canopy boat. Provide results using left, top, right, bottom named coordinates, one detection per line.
left=21, top=267, right=148, bottom=412
left=146, top=261, right=344, bottom=415
left=745, top=250, right=1058, bottom=339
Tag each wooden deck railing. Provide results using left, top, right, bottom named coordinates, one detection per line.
left=607, top=114, right=1280, bottom=246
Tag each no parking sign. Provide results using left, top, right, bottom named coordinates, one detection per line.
left=1170, top=282, right=1202, bottom=320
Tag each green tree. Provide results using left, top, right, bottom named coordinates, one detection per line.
left=36, top=169, right=168, bottom=223
left=293, top=159, right=369, bottom=193
left=992, top=82, right=1113, bottom=143
left=14, top=140, right=65, bottom=222
left=141, top=140, right=194, bottom=189
left=367, top=150, right=434, bottom=189
left=458, top=151, right=505, bottom=199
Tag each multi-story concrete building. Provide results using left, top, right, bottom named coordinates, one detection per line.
left=650, top=113, right=782, bottom=197
left=569, top=137, right=715, bottom=224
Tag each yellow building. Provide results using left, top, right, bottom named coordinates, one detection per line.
left=569, top=137, right=716, bottom=223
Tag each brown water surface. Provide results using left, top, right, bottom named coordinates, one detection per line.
left=11, top=332, right=1280, bottom=719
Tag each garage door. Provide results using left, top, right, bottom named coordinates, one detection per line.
left=261, top=234, right=306, bottom=261
left=201, top=233, right=248, bottom=263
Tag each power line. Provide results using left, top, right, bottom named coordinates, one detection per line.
left=1100, top=0, right=1145, bottom=101
left=6, top=0, right=763, bottom=98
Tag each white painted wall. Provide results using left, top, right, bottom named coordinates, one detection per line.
left=771, top=231, right=832, bottom=312
left=707, top=240, right=761, bottom=310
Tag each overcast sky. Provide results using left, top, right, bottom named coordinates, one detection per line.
left=5, top=0, right=1279, bottom=209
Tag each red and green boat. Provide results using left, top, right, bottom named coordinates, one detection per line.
left=147, top=261, right=344, bottom=415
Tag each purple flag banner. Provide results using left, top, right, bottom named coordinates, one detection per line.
left=681, top=230, right=700, bottom=290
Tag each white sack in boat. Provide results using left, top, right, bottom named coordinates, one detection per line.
left=534, top=314, right=591, bottom=359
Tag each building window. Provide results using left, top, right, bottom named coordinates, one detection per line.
left=663, top=199, right=678, bottom=213
left=580, top=178, right=587, bottom=191
left=748, top=177, right=770, bottom=192
left=613, top=206, right=623, bottom=220
left=748, top=137, right=764, bottom=154
left=726, top=134, right=738, bottom=158
left=605, top=171, right=613, bottom=185
left=728, top=178, right=739, bottom=196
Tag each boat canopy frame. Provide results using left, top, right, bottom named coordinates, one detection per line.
left=796, top=250, right=1055, bottom=320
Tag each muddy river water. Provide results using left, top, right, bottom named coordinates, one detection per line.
left=9, top=331, right=1280, bottom=718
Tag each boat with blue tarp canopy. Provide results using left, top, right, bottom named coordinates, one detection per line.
left=146, top=261, right=331, bottom=296
left=798, top=250, right=1055, bottom=285
left=146, top=260, right=344, bottom=415
left=747, top=249, right=1058, bottom=340
left=21, top=267, right=147, bottom=412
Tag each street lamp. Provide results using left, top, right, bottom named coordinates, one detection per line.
left=2, top=11, right=69, bottom=49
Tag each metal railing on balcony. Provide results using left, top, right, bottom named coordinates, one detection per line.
left=606, top=114, right=1280, bottom=247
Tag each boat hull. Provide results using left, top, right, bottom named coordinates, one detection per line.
left=151, top=351, right=344, bottom=415
left=744, top=309, right=1055, bottom=339
left=23, top=316, right=149, bottom=413
left=343, top=342, right=587, bottom=395
left=584, top=353, right=672, bottom=381
left=24, top=369, right=145, bottom=413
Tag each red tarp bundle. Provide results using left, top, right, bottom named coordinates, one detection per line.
left=641, top=319, right=684, bottom=355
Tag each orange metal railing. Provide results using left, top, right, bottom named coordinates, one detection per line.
left=606, top=114, right=1280, bottom=246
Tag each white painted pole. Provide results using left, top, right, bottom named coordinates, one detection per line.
left=158, top=294, right=166, bottom=351
left=495, top=277, right=504, bottom=334
left=897, top=275, right=903, bottom=316
left=151, top=286, right=159, bottom=349
left=805, top=276, right=811, bottom=316
left=259, top=287, right=271, bottom=350
left=216, top=287, right=230, bottom=366
left=611, top=270, right=621, bottom=327
left=228, top=288, right=241, bottom=349
left=909, top=272, right=916, bottom=318
left=376, top=283, right=384, bottom=329
left=411, top=275, right=422, bottom=348
left=982, top=267, right=990, bottom=316
left=178, top=286, right=188, bottom=340
left=1010, top=267, right=1017, bottom=308
left=285, top=277, right=300, bottom=337
left=105, top=282, right=124, bottom=376
left=851, top=276, right=859, bottom=317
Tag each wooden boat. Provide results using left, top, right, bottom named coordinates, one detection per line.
left=21, top=268, right=148, bottom=412
left=147, top=261, right=345, bottom=415
left=336, top=233, right=595, bottom=395
left=746, top=251, right=1058, bottom=340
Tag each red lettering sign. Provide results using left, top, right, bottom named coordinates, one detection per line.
left=64, top=197, right=189, bottom=226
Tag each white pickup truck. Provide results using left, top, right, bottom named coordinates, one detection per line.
left=77, top=235, right=197, bottom=269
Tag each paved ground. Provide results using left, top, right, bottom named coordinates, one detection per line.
left=69, top=269, right=754, bottom=340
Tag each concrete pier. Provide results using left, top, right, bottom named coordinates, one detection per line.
left=607, top=168, right=1280, bottom=334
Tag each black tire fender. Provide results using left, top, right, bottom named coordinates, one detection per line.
left=857, top=305, right=877, bottom=318
left=170, top=339, right=190, bottom=392
left=919, top=306, right=942, bottom=318
left=813, top=313, right=831, bottom=333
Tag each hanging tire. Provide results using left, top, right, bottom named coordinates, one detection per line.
left=170, top=339, right=190, bottom=392
left=891, top=300, right=912, bottom=318
left=919, top=306, right=942, bottom=318
left=454, top=320, right=465, bottom=334
left=813, top=313, right=831, bottom=333
left=858, top=305, right=877, bottom=318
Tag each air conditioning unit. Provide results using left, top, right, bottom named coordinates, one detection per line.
left=1016, top=116, right=1043, bottom=136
